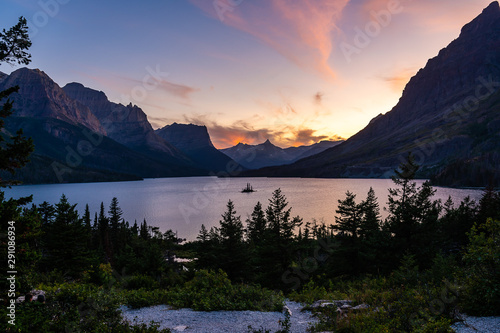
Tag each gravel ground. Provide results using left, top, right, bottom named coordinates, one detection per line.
left=451, top=316, right=500, bottom=333
left=120, top=301, right=318, bottom=333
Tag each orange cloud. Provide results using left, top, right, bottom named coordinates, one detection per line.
left=380, top=67, right=417, bottom=92
left=189, top=0, right=350, bottom=80
left=182, top=114, right=343, bottom=149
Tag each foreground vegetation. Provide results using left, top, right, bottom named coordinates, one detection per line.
left=1, top=154, right=499, bottom=332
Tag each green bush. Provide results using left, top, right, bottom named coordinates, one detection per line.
left=460, top=219, right=500, bottom=315
left=294, top=275, right=459, bottom=332
left=123, top=289, right=170, bottom=309
left=121, top=270, right=284, bottom=312
left=168, top=269, right=284, bottom=311
left=1, top=282, right=169, bottom=332
left=122, top=274, right=160, bottom=290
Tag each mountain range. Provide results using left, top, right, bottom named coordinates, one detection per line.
left=221, top=139, right=343, bottom=169
left=0, top=68, right=345, bottom=184
left=0, top=69, right=240, bottom=183
left=243, top=1, right=500, bottom=187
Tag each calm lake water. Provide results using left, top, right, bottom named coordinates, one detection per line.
left=3, top=177, right=484, bottom=241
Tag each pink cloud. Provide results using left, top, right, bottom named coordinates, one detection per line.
left=189, top=0, right=350, bottom=80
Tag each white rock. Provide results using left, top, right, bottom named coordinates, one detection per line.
left=352, top=304, right=370, bottom=311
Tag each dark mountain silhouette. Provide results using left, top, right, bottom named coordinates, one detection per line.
left=62, top=83, right=183, bottom=159
left=155, top=123, right=240, bottom=172
left=0, top=68, right=105, bottom=134
left=0, top=68, right=205, bottom=183
left=222, top=139, right=342, bottom=169
left=243, top=1, right=500, bottom=187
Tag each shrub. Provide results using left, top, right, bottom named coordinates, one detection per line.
left=168, top=269, right=284, bottom=311
left=460, top=219, right=500, bottom=315
left=1, top=282, right=169, bottom=332
left=122, top=274, right=159, bottom=290
left=293, top=275, right=459, bottom=332
left=124, top=289, right=170, bottom=309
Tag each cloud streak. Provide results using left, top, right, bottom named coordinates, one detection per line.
left=125, top=77, right=199, bottom=100
left=380, top=67, right=417, bottom=91
left=189, top=0, right=350, bottom=80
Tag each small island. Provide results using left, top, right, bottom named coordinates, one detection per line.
left=241, top=183, right=255, bottom=193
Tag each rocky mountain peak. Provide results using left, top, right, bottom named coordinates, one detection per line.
left=63, top=82, right=108, bottom=104
left=461, top=1, right=500, bottom=35
left=63, top=82, right=178, bottom=155
left=156, top=123, right=215, bottom=151
left=0, top=68, right=106, bottom=135
left=262, top=139, right=274, bottom=147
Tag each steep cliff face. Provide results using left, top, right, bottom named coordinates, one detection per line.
left=156, top=123, right=215, bottom=151
left=63, top=82, right=178, bottom=155
left=0, top=68, right=106, bottom=135
left=156, top=123, right=238, bottom=172
left=245, top=2, right=500, bottom=186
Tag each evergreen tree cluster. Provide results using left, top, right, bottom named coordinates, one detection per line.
left=1, top=195, right=184, bottom=291
left=190, top=154, right=500, bottom=292
left=193, top=189, right=302, bottom=289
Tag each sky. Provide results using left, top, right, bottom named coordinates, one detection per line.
left=0, top=0, right=494, bottom=148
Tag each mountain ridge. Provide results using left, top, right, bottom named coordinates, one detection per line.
left=0, top=68, right=106, bottom=135
left=222, top=139, right=343, bottom=169
left=0, top=69, right=208, bottom=183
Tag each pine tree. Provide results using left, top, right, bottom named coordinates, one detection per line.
left=0, top=17, right=34, bottom=187
left=334, top=191, right=362, bottom=238
left=246, top=201, right=267, bottom=245
left=386, top=154, right=420, bottom=249
left=38, top=201, right=55, bottom=225
left=385, top=153, right=441, bottom=268
left=108, top=197, right=124, bottom=258
left=140, top=218, right=149, bottom=239
left=83, top=204, right=91, bottom=231
left=197, top=224, right=209, bottom=242
left=83, top=203, right=92, bottom=247
left=108, top=197, right=123, bottom=230
left=261, top=189, right=302, bottom=288
left=358, top=188, right=384, bottom=274
left=42, top=195, right=92, bottom=277
left=97, top=202, right=111, bottom=262
left=477, top=186, right=500, bottom=224
left=266, top=188, right=302, bottom=241
left=131, top=220, right=139, bottom=235
left=218, top=200, right=249, bottom=281
left=332, top=191, right=363, bottom=275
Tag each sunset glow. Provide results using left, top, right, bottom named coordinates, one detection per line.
left=0, top=0, right=494, bottom=148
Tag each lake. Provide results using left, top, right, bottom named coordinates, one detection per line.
left=3, top=177, right=484, bottom=241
